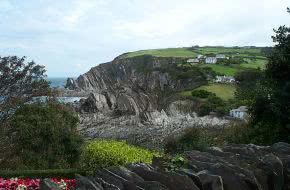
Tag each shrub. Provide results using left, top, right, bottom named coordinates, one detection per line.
left=191, top=90, right=214, bottom=98
left=80, top=140, right=160, bottom=171
left=224, top=123, right=252, bottom=144
left=0, top=169, right=88, bottom=178
left=164, top=127, right=214, bottom=153
left=165, top=124, right=253, bottom=154
left=198, top=95, right=228, bottom=116
left=8, top=102, right=83, bottom=170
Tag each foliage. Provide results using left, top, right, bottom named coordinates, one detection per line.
left=80, top=140, right=160, bottom=171
left=191, top=90, right=214, bottom=98
left=164, top=123, right=253, bottom=154
left=196, top=84, right=236, bottom=101
left=7, top=102, right=83, bottom=169
left=0, top=169, right=87, bottom=179
left=164, top=127, right=214, bottom=153
left=131, top=55, right=155, bottom=73
left=198, top=94, right=227, bottom=116
left=250, top=10, right=290, bottom=144
left=0, top=56, right=50, bottom=121
left=223, top=123, right=252, bottom=144
left=239, top=58, right=268, bottom=69
left=234, top=70, right=263, bottom=105
left=0, top=178, right=75, bottom=190
left=160, top=155, right=189, bottom=171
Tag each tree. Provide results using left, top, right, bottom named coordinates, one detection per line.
left=250, top=8, right=290, bottom=144
left=235, top=70, right=263, bottom=105
left=8, top=102, right=83, bottom=169
left=0, top=56, right=51, bottom=168
left=0, top=56, right=50, bottom=121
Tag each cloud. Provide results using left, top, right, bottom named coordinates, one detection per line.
left=0, top=0, right=13, bottom=11
left=0, top=0, right=289, bottom=77
left=64, top=0, right=106, bottom=26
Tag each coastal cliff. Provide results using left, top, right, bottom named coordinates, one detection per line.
left=66, top=54, right=228, bottom=148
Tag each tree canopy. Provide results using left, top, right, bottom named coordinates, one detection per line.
left=0, top=56, right=50, bottom=120
left=250, top=9, right=290, bottom=144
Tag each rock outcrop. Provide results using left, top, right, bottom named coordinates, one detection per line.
left=68, top=55, right=207, bottom=114
left=66, top=55, right=229, bottom=147
left=58, top=142, right=290, bottom=190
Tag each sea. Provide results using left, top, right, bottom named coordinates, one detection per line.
left=47, top=77, right=67, bottom=88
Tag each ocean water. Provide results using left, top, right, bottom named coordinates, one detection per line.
left=47, top=77, right=67, bottom=88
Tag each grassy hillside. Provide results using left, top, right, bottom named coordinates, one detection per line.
left=125, top=46, right=265, bottom=58
left=240, top=58, right=268, bottom=69
left=199, top=64, right=240, bottom=76
left=125, top=48, right=197, bottom=58
left=124, top=46, right=268, bottom=75
left=195, top=46, right=262, bottom=56
left=125, top=46, right=267, bottom=99
left=181, top=84, right=236, bottom=100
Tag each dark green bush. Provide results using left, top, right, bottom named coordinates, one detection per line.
left=224, top=123, right=252, bottom=144
left=80, top=140, right=160, bottom=171
left=165, top=124, right=253, bottom=154
left=198, top=95, right=227, bottom=116
left=8, top=102, right=83, bottom=170
left=0, top=169, right=89, bottom=178
left=191, top=90, right=214, bottom=98
left=164, top=127, right=213, bottom=153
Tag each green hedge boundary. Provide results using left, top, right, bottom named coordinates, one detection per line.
left=0, top=169, right=92, bottom=178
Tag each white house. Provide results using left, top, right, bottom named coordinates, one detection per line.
left=215, top=76, right=235, bottom=83
left=187, top=58, right=200, bottom=65
left=197, top=54, right=204, bottom=59
left=205, top=57, right=217, bottom=64
left=230, top=106, right=248, bottom=120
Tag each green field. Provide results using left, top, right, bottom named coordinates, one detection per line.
left=125, top=48, right=197, bottom=58
left=240, top=58, right=268, bottom=69
left=125, top=46, right=264, bottom=58
left=200, top=64, right=240, bottom=76
left=181, top=84, right=236, bottom=100
left=195, top=46, right=262, bottom=56
left=124, top=46, right=268, bottom=76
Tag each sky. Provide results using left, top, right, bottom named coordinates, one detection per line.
left=0, top=0, right=289, bottom=77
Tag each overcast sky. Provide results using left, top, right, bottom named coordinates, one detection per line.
left=0, top=0, right=289, bottom=77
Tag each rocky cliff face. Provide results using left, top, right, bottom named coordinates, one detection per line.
left=66, top=55, right=228, bottom=147
left=67, top=55, right=207, bottom=114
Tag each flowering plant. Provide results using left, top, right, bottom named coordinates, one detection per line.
left=0, top=178, right=75, bottom=190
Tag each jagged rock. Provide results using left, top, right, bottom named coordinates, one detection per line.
left=40, top=179, right=62, bottom=190
left=196, top=170, right=224, bottom=190
left=136, top=181, right=169, bottom=190
left=75, top=175, right=103, bottom=190
left=65, top=78, right=79, bottom=90
left=129, top=164, right=199, bottom=190
left=176, top=169, right=203, bottom=190
left=74, top=143, right=290, bottom=190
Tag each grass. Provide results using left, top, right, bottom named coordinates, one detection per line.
left=124, top=48, right=198, bottom=58
left=180, top=84, right=236, bottom=100
left=124, top=46, right=268, bottom=75
left=196, top=84, right=236, bottom=100
left=240, top=58, right=268, bottom=69
left=199, top=64, right=240, bottom=76
left=196, top=46, right=262, bottom=56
